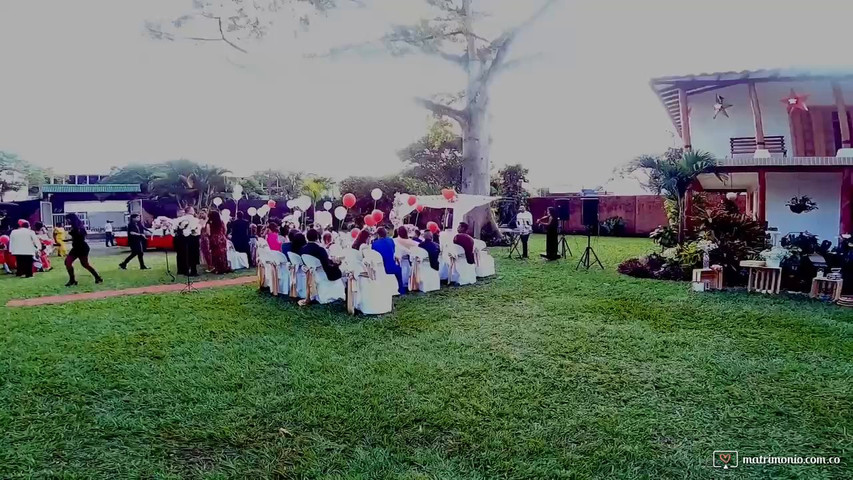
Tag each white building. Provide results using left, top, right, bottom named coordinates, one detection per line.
left=651, top=67, right=853, bottom=243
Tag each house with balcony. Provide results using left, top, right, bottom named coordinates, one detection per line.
left=651, top=67, right=853, bottom=243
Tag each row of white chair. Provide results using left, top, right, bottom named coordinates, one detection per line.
left=255, top=238, right=495, bottom=315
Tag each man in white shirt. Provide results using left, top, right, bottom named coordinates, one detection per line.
left=104, top=220, right=115, bottom=247
left=516, top=205, right=533, bottom=259
left=9, top=220, right=41, bottom=278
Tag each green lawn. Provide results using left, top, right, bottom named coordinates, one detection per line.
left=1, top=236, right=851, bottom=479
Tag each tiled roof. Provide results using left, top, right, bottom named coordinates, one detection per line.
left=40, top=184, right=141, bottom=194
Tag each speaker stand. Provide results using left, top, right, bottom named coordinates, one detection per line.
left=559, top=234, right=572, bottom=258
left=576, top=233, right=603, bottom=270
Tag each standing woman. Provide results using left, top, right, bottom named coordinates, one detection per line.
left=64, top=213, right=103, bottom=286
left=538, top=206, right=560, bottom=261
left=197, top=210, right=213, bottom=271
left=206, top=209, right=231, bottom=274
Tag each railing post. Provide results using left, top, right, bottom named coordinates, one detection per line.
left=832, top=82, right=853, bottom=157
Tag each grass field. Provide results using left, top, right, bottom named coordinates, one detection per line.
left=1, top=236, right=851, bottom=479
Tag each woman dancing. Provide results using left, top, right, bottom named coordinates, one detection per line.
left=64, top=213, right=103, bottom=286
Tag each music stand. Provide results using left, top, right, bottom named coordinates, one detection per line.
left=576, top=226, right=603, bottom=270
left=559, top=234, right=572, bottom=258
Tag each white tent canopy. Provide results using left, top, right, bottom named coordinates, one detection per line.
left=396, top=194, right=499, bottom=230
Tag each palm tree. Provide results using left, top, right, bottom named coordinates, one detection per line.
left=628, top=149, right=719, bottom=244
left=148, top=160, right=230, bottom=208
left=302, top=176, right=335, bottom=209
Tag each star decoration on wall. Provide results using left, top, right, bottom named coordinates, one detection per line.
left=713, top=95, right=732, bottom=119
left=782, top=89, right=809, bottom=113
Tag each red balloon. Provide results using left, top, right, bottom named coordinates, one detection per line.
left=407, top=195, right=417, bottom=206
left=342, top=193, right=357, bottom=209
left=442, top=188, right=456, bottom=200
left=427, top=221, right=439, bottom=234
left=364, top=215, right=377, bottom=227
left=267, top=200, right=276, bottom=208
left=372, top=209, right=384, bottom=223
left=351, top=228, right=361, bottom=239
left=415, top=204, right=425, bottom=213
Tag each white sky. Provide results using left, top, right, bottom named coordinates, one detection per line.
left=2, top=0, right=853, bottom=193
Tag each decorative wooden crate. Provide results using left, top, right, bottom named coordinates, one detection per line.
left=692, top=268, right=723, bottom=290
left=810, top=278, right=843, bottom=301
left=746, top=266, right=782, bottom=295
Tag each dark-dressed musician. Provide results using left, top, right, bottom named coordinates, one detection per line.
left=538, top=206, right=559, bottom=260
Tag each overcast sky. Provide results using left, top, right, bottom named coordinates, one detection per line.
left=2, top=0, right=853, bottom=193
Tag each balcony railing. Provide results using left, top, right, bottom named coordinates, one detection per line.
left=730, top=135, right=786, bottom=157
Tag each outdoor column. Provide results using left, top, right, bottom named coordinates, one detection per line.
left=841, top=169, right=852, bottom=235
left=832, top=82, right=853, bottom=157
left=678, top=88, right=692, bottom=150
left=748, top=83, right=770, bottom=158
left=757, top=169, right=767, bottom=224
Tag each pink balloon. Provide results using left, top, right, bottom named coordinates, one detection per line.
left=364, top=215, right=377, bottom=227
left=342, top=193, right=357, bottom=209
left=407, top=195, right=417, bottom=206
left=351, top=228, right=361, bottom=239
left=371, top=209, right=384, bottom=223
left=427, top=221, right=439, bottom=234
left=267, top=200, right=276, bottom=208
left=415, top=204, right=425, bottom=213
left=442, top=189, right=456, bottom=201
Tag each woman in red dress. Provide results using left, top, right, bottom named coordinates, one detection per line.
left=197, top=210, right=213, bottom=270
left=205, top=210, right=231, bottom=274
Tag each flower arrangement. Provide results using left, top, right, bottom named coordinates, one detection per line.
left=786, top=195, right=818, bottom=214
left=151, top=216, right=174, bottom=232
left=696, top=239, right=718, bottom=253
left=760, top=246, right=792, bottom=268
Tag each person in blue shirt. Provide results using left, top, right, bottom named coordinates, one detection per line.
left=371, top=227, right=404, bottom=294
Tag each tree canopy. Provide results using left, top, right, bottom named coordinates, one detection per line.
left=0, top=151, right=49, bottom=198
left=104, top=160, right=231, bottom=208
left=397, top=118, right=463, bottom=192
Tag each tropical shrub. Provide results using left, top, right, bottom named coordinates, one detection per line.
left=650, top=225, right=678, bottom=250
left=617, top=258, right=652, bottom=278
left=693, top=200, right=767, bottom=284
left=600, top=216, right=626, bottom=237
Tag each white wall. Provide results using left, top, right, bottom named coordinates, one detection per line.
left=765, top=172, right=840, bottom=242
left=688, top=79, right=853, bottom=158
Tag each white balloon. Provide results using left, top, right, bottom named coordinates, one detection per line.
left=221, top=209, right=231, bottom=217
left=296, top=195, right=312, bottom=211
left=371, top=188, right=382, bottom=201
left=233, top=183, right=243, bottom=194
left=286, top=199, right=294, bottom=209
left=247, top=207, right=257, bottom=216
left=258, top=205, right=269, bottom=216
left=323, top=201, right=333, bottom=211
left=231, top=191, right=241, bottom=201
left=212, top=197, right=223, bottom=206
left=315, top=211, right=333, bottom=227
left=334, top=206, right=347, bottom=220
left=293, top=210, right=302, bottom=219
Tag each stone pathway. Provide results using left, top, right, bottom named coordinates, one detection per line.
left=6, top=276, right=256, bottom=307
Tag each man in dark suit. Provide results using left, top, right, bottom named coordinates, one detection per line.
left=119, top=214, right=150, bottom=270
left=228, top=211, right=252, bottom=266
left=453, top=222, right=476, bottom=265
left=419, top=231, right=441, bottom=271
left=300, top=228, right=342, bottom=281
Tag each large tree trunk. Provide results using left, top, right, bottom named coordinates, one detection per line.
left=461, top=105, right=491, bottom=195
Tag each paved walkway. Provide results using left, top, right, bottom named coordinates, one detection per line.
left=6, top=276, right=256, bottom=308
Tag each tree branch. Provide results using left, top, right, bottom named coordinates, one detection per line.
left=216, top=16, right=248, bottom=54
left=479, top=0, right=559, bottom=87
left=415, top=97, right=468, bottom=125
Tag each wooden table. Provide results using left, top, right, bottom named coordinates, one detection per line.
left=746, top=266, right=782, bottom=295
left=692, top=268, right=723, bottom=290
left=810, top=277, right=843, bottom=301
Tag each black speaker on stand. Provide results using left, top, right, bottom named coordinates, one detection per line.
left=554, top=199, right=572, bottom=258
left=577, top=197, right=603, bottom=270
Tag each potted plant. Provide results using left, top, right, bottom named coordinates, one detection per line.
left=760, top=246, right=792, bottom=268
left=786, top=195, right=818, bottom=214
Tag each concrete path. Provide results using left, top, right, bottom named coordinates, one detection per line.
left=6, top=276, right=255, bottom=307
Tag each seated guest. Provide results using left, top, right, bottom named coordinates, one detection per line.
left=290, top=231, right=307, bottom=255
left=419, top=231, right=441, bottom=271
left=453, top=222, right=476, bottom=265
left=372, top=227, right=404, bottom=294
left=322, top=231, right=344, bottom=259
left=412, top=229, right=423, bottom=243
left=394, top=226, right=420, bottom=250
left=300, top=229, right=342, bottom=281
left=281, top=229, right=295, bottom=256
left=352, top=229, right=370, bottom=251
left=265, top=221, right=282, bottom=252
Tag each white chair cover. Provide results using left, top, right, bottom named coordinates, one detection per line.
left=227, top=240, right=250, bottom=270
left=363, top=249, right=400, bottom=297
left=286, top=252, right=308, bottom=299
left=342, top=248, right=365, bottom=276
left=473, top=239, right=495, bottom=277
left=301, top=254, right=346, bottom=304
left=449, top=244, right=477, bottom=286
left=409, top=247, right=440, bottom=293
left=350, top=250, right=393, bottom=315
left=396, top=246, right=412, bottom=290
left=267, top=250, right=291, bottom=295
